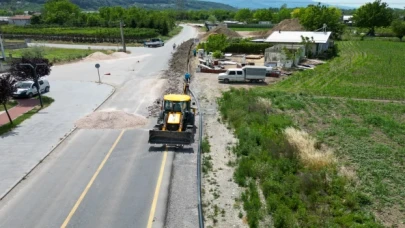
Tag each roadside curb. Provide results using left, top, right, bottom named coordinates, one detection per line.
left=0, top=82, right=116, bottom=201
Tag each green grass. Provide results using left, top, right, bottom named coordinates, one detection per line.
left=273, top=41, right=405, bottom=100
left=230, top=27, right=269, bottom=31
left=202, top=136, right=211, bottom=153
left=0, top=100, right=18, bottom=112
left=7, top=47, right=111, bottom=63
left=219, top=89, right=383, bottom=227
left=218, top=40, right=405, bottom=227
left=0, top=96, right=54, bottom=135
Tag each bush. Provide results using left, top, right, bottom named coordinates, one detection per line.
left=219, top=89, right=382, bottom=227
left=224, top=43, right=273, bottom=54
left=212, top=50, right=222, bottom=59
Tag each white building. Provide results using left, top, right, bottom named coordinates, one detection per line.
left=9, top=15, right=32, bottom=26
left=265, top=31, right=332, bottom=56
left=343, top=15, right=353, bottom=25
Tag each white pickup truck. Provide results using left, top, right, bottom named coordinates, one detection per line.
left=218, top=66, right=267, bottom=83
left=144, top=38, right=165, bottom=48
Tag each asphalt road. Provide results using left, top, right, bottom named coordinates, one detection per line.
left=0, top=25, right=198, bottom=228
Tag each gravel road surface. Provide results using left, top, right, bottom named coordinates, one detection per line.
left=0, top=25, right=198, bottom=228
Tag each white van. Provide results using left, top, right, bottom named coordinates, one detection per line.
left=218, top=66, right=267, bottom=83
left=13, top=79, right=50, bottom=98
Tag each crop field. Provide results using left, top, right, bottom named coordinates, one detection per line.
left=0, top=26, right=159, bottom=40
left=273, top=41, right=405, bottom=100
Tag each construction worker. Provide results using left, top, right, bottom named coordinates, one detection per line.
left=185, top=72, right=190, bottom=83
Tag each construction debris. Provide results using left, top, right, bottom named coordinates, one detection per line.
left=148, top=39, right=195, bottom=117
left=75, top=110, right=147, bottom=129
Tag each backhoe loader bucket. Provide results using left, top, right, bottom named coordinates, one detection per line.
left=148, top=130, right=194, bottom=145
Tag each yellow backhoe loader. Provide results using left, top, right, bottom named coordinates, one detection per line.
left=148, top=94, right=196, bottom=145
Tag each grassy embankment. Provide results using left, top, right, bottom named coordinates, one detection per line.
left=0, top=96, right=54, bottom=135
left=219, top=41, right=405, bottom=227
left=7, top=47, right=111, bottom=63
left=0, top=100, right=18, bottom=112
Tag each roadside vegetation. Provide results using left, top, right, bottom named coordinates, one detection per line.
left=8, top=47, right=111, bottom=63
left=216, top=1, right=405, bottom=227
left=0, top=96, right=54, bottom=135
left=219, top=90, right=385, bottom=227
left=0, top=100, right=18, bottom=112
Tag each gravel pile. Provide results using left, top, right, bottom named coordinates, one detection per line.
left=251, top=18, right=305, bottom=37
left=75, top=110, right=147, bottom=129
left=83, top=52, right=114, bottom=61
left=201, top=26, right=241, bottom=41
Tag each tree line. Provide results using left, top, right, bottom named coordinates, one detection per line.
left=29, top=0, right=175, bottom=36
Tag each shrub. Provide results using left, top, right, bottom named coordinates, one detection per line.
left=212, top=50, right=222, bottom=59
left=224, top=43, right=273, bottom=54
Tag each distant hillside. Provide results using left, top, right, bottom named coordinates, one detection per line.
left=0, top=0, right=235, bottom=10
left=201, top=0, right=356, bottom=9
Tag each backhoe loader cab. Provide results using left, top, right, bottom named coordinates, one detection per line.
left=148, top=94, right=196, bottom=145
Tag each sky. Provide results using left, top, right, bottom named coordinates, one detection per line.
left=315, top=0, right=405, bottom=8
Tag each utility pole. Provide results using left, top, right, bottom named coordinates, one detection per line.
left=120, top=20, right=126, bottom=53
left=0, top=33, right=6, bottom=61
left=19, top=63, right=47, bottom=108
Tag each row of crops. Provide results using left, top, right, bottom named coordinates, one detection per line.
left=1, top=26, right=159, bottom=41
left=273, top=41, right=405, bottom=100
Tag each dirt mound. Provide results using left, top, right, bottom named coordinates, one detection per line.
left=148, top=39, right=195, bottom=117
left=75, top=110, right=147, bottom=129
left=201, top=26, right=242, bottom=41
left=84, top=52, right=114, bottom=61
left=111, top=52, right=130, bottom=58
left=251, top=18, right=305, bottom=37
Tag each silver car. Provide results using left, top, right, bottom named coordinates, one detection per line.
left=13, top=79, right=50, bottom=98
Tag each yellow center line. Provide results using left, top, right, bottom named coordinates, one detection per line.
left=60, top=130, right=126, bottom=228
left=147, top=146, right=168, bottom=228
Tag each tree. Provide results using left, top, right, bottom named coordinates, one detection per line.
left=208, top=15, right=217, bottom=24
left=253, top=9, right=273, bottom=22
left=161, top=21, right=169, bottom=36
left=391, top=19, right=405, bottom=41
left=234, top=8, right=252, bottom=22
left=30, top=15, right=42, bottom=25
left=43, top=0, right=81, bottom=25
left=9, top=58, right=52, bottom=108
left=130, top=19, right=137, bottom=28
left=205, top=34, right=229, bottom=52
left=0, top=74, right=16, bottom=125
left=277, top=4, right=292, bottom=22
left=353, top=0, right=393, bottom=36
left=298, top=3, right=345, bottom=39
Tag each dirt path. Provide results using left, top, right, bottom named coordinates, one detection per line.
left=191, top=68, right=248, bottom=228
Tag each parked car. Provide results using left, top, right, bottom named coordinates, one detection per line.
left=13, top=79, right=50, bottom=98
left=144, top=38, right=165, bottom=47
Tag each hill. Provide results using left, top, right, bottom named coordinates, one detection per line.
left=0, top=0, right=235, bottom=10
